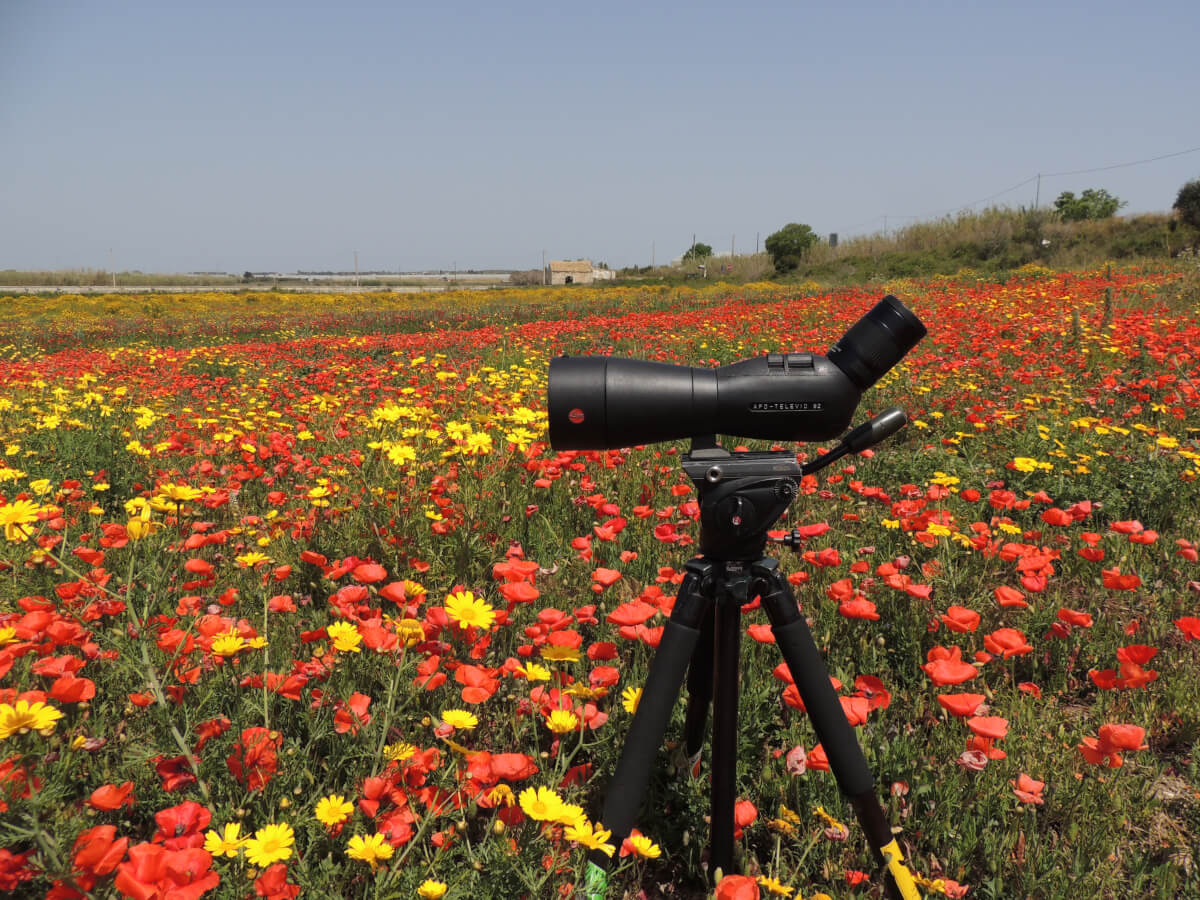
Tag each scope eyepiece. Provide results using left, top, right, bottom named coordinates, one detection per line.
left=826, top=295, right=927, bottom=391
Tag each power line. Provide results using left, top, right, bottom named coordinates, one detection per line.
left=836, top=142, right=1200, bottom=237
left=1042, top=144, right=1200, bottom=178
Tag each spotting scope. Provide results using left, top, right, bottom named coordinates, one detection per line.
left=548, top=294, right=926, bottom=450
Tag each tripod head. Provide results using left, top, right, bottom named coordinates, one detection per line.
left=683, top=407, right=909, bottom=561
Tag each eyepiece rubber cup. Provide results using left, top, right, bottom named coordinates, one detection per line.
left=826, top=295, right=927, bottom=391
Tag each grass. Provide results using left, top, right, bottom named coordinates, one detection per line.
left=621, top=208, right=1200, bottom=287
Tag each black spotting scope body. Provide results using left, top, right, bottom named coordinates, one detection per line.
left=549, top=295, right=926, bottom=450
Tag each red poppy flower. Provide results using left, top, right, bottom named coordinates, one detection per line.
left=0, top=849, right=37, bottom=893
left=499, top=581, right=540, bottom=605
left=72, top=824, right=129, bottom=886
left=807, top=744, right=830, bottom=771
left=838, top=598, right=880, bottom=620
left=940, top=605, right=981, bottom=633
left=938, top=693, right=985, bottom=718
left=114, top=843, right=218, bottom=900
left=854, top=674, right=891, bottom=710
left=733, top=799, right=757, bottom=839
left=714, top=873, right=760, bottom=899
left=50, top=674, right=96, bottom=703
left=192, top=717, right=231, bottom=753
left=488, top=752, right=538, bottom=781
left=152, top=756, right=197, bottom=793
left=152, top=800, right=211, bottom=849
left=1041, top=507, right=1073, bottom=526
left=1176, top=616, right=1200, bottom=641
left=1116, top=644, right=1158, bottom=666
left=606, top=601, right=657, bottom=627
left=1056, top=608, right=1093, bottom=628
left=1101, top=568, right=1141, bottom=591
left=1011, top=773, right=1045, bottom=804
left=183, top=558, right=213, bottom=575
left=592, top=568, right=622, bottom=588
left=1110, top=520, right=1144, bottom=534
left=967, top=715, right=1008, bottom=741
left=840, top=695, right=871, bottom=727
left=456, top=666, right=499, bottom=704
left=351, top=562, right=387, bottom=583
left=993, top=585, right=1028, bottom=608
left=268, top=594, right=297, bottom=613
left=983, top=628, right=1033, bottom=659
left=1098, top=723, right=1147, bottom=751
left=921, top=646, right=978, bottom=686
left=333, top=693, right=373, bottom=735
left=586, top=641, right=618, bottom=661
left=88, top=781, right=135, bottom=811
left=255, top=863, right=300, bottom=899
left=226, top=727, right=282, bottom=790
left=966, top=734, right=1006, bottom=760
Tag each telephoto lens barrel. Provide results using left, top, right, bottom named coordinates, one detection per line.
left=548, top=295, right=926, bottom=450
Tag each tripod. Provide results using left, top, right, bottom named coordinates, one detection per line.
left=582, top=418, right=921, bottom=900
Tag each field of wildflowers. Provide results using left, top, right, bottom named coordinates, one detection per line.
left=0, top=266, right=1198, bottom=900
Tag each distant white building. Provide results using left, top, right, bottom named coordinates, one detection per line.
left=546, top=260, right=594, bottom=285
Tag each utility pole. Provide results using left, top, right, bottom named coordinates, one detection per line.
left=542, top=249, right=546, bottom=285
left=109, top=248, right=116, bottom=289
left=354, top=250, right=359, bottom=287
left=1035, top=173, right=1042, bottom=208
left=755, top=232, right=759, bottom=254
left=731, top=234, right=735, bottom=259
left=652, top=242, right=655, bottom=268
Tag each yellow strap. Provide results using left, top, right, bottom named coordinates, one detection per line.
left=879, top=839, right=923, bottom=900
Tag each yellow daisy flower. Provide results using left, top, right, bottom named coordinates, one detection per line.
left=0, top=699, right=65, bottom=739
left=244, top=822, right=294, bottom=867
left=564, top=819, right=615, bottom=857
left=440, top=709, right=478, bottom=731
left=444, top=591, right=496, bottom=631
left=544, top=709, right=579, bottom=734
left=326, top=621, right=363, bottom=653
left=203, top=823, right=247, bottom=858
left=315, top=794, right=354, bottom=828
left=346, top=832, right=394, bottom=870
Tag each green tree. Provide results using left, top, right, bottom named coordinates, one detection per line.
left=682, top=242, right=713, bottom=261
left=763, top=223, right=818, bottom=272
left=1053, top=188, right=1126, bottom=222
left=1173, top=178, right=1200, bottom=229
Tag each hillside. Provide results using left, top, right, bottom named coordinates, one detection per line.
left=623, top=208, right=1200, bottom=284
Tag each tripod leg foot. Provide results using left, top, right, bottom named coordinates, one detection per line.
left=756, top=557, right=920, bottom=900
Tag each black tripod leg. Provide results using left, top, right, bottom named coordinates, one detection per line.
left=754, top=558, right=922, bottom=900
left=709, top=575, right=744, bottom=878
left=681, top=601, right=715, bottom=777
left=590, top=559, right=715, bottom=868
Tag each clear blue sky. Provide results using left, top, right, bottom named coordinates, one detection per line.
left=3, top=0, right=1198, bottom=274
